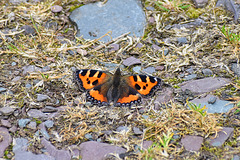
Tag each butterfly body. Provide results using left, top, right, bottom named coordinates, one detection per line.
left=74, top=68, right=162, bottom=107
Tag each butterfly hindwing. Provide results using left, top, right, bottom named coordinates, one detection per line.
left=124, top=74, right=162, bottom=96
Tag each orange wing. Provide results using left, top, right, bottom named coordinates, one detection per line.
left=124, top=74, right=162, bottom=96
left=75, top=69, right=112, bottom=105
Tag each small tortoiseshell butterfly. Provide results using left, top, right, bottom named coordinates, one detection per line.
left=74, top=68, right=162, bottom=107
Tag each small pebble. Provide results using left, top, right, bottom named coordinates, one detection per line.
left=177, top=37, right=188, bottom=44
left=44, top=120, right=54, bottom=128
left=51, top=5, right=63, bottom=13
left=18, top=119, right=31, bottom=128
left=0, top=87, right=7, bottom=93
left=202, top=68, right=213, bottom=76
left=208, top=96, right=217, bottom=104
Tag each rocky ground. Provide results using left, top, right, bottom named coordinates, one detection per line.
left=0, top=0, right=240, bottom=159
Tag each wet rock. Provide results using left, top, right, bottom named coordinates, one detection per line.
left=133, top=127, right=143, bottom=135
left=44, top=120, right=54, bottom=128
left=12, top=76, right=21, bottom=82
left=70, top=0, right=146, bottom=42
left=142, top=67, right=156, bottom=74
left=0, top=87, right=7, bottom=93
left=192, top=0, right=209, bottom=8
left=21, top=25, right=36, bottom=35
left=181, top=135, right=203, bottom=151
left=202, top=68, right=213, bottom=76
left=13, top=138, right=54, bottom=160
left=1, top=119, right=11, bottom=128
left=79, top=141, right=126, bottom=160
left=0, top=127, right=12, bottom=157
left=37, top=94, right=49, bottom=102
left=51, top=5, right=63, bottom=13
left=27, top=121, right=37, bottom=130
left=191, top=95, right=234, bottom=113
left=180, top=77, right=230, bottom=94
left=41, top=138, right=71, bottom=160
left=0, top=106, right=15, bottom=115
left=231, top=63, right=240, bottom=77
left=208, top=127, right=234, bottom=147
left=123, top=57, right=141, bottom=67
left=27, top=109, right=47, bottom=119
left=18, top=119, right=31, bottom=128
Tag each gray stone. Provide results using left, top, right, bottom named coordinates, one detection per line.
left=44, top=120, right=54, bottom=128
left=13, top=138, right=54, bottom=160
left=132, top=66, right=141, bottom=73
left=0, top=87, right=7, bottom=93
left=12, top=76, right=21, bottom=82
left=123, top=56, right=141, bottom=67
left=27, top=109, right=47, bottom=118
left=70, top=0, right=146, bottom=42
left=84, top=133, right=93, bottom=140
left=154, top=87, right=174, bottom=109
left=177, top=37, right=188, bottom=44
left=184, top=74, right=197, bottom=80
left=18, top=119, right=31, bottom=128
left=79, top=141, right=126, bottom=160
left=42, top=106, right=58, bottom=113
left=20, top=25, right=36, bottom=35
left=51, top=5, right=63, bottom=13
left=186, top=67, right=194, bottom=74
left=37, top=94, right=49, bottom=102
left=133, top=127, right=143, bottom=135
left=164, top=49, right=169, bottom=56
left=152, top=44, right=161, bottom=50
left=39, top=123, right=50, bottom=140
left=142, top=141, right=153, bottom=150
left=181, top=135, right=203, bottom=151
left=202, top=68, right=213, bottom=76
left=116, top=126, right=130, bottom=132
left=0, top=106, right=15, bottom=115
left=69, top=145, right=80, bottom=158
left=216, top=0, right=239, bottom=22
left=180, top=77, right=230, bottom=94
left=165, top=18, right=205, bottom=29
left=142, top=67, right=156, bottom=74
left=25, top=83, right=32, bottom=89
left=208, top=96, right=217, bottom=104
left=191, top=95, right=234, bottom=113
left=208, top=127, right=234, bottom=146
left=27, top=121, right=37, bottom=130
left=1, top=119, right=11, bottom=128
left=41, top=138, right=71, bottom=160
left=0, top=127, right=12, bottom=157
left=231, top=63, right=240, bottom=77
left=11, top=62, right=17, bottom=66
left=22, top=65, right=42, bottom=75
left=192, top=0, right=209, bottom=8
